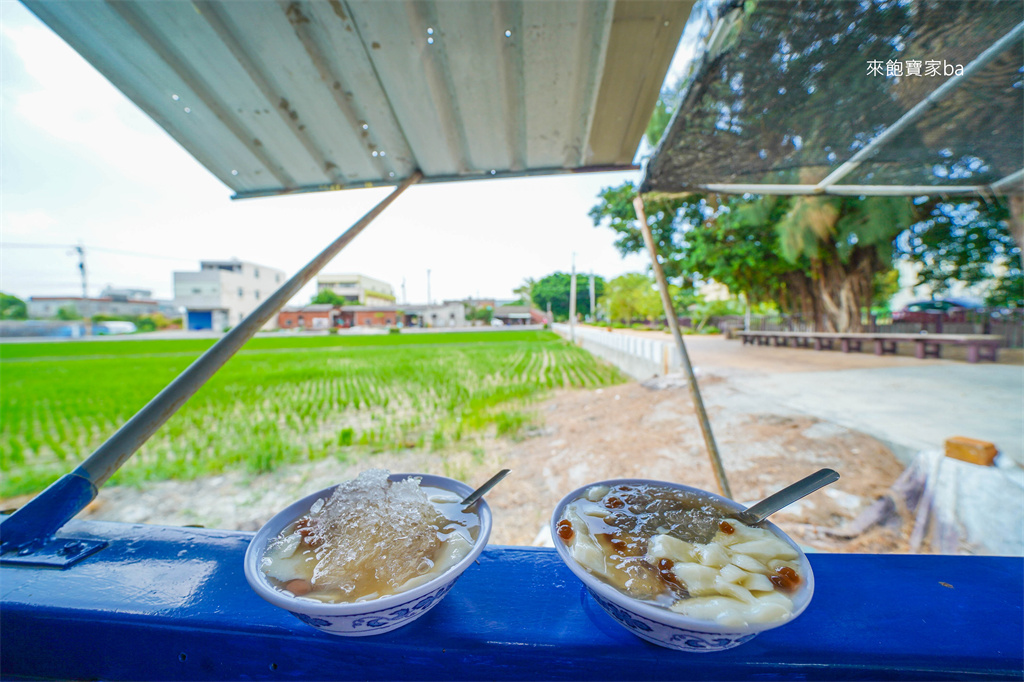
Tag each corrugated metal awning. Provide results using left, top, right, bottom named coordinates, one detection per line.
left=22, top=0, right=694, bottom=199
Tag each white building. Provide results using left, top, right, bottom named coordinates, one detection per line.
left=173, top=260, right=286, bottom=330
left=316, top=273, right=395, bottom=306
left=404, top=301, right=466, bottom=328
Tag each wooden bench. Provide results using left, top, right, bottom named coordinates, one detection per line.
left=737, top=331, right=1002, bottom=363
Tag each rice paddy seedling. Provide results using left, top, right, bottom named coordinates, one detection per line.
left=0, top=331, right=623, bottom=498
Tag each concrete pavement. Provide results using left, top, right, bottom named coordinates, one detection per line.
left=617, top=331, right=1023, bottom=469
left=733, top=363, right=1023, bottom=467
left=629, top=331, right=1024, bottom=555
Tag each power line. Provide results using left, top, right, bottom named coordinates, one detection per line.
left=0, top=280, right=85, bottom=287
left=2, top=242, right=187, bottom=298
left=89, top=245, right=195, bottom=262
left=1, top=242, right=194, bottom=262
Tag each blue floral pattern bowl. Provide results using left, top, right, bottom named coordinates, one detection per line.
left=244, top=473, right=491, bottom=636
left=550, top=478, right=814, bottom=652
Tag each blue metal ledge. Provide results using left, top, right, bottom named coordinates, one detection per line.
left=1, top=519, right=1021, bottom=680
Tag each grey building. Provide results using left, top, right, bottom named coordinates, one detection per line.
left=28, top=290, right=160, bottom=319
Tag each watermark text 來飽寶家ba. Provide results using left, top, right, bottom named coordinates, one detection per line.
left=866, top=59, right=964, bottom=77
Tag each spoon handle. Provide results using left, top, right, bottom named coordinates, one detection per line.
left=737, top=468, right=840, bottom=525
left=461, top=469, right=510, bottom=507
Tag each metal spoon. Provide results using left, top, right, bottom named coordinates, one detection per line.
left=672, top=468, right=840, bottom=543
left=460, top=469, right=510, bottom=508
left=733, top=468, right=840, bottom=526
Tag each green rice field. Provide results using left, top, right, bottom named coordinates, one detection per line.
left=0, top=330, right=623, bottom=498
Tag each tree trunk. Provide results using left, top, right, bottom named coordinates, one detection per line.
left=809, top=248, right=875, bottom=333
left=779, top=272, right=821, bottom=330
left=776, top=247, right=883, bottom=334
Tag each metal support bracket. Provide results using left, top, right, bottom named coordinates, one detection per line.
left=1, top=536, right=107, bottom=569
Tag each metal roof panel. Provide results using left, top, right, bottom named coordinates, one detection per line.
left=23, top=0, right=692, bottom=198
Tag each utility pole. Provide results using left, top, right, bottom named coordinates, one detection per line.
left=589, top=271, right=596, bottom=323
left=73, top=244, right=87, bottom=298
left=71, top=244, right=90, bottom=336
left=569, top=253, right=577, bottom=343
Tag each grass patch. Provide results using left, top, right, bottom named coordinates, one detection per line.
left=0, top=331, right=623, bottom=497
left=493, top=410, right=532, bottom=440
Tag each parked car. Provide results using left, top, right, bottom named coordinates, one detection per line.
left=892, top=299, right=979, bottom=324
left=93, top=320, right=138, bottom=335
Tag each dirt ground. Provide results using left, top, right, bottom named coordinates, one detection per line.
left=483, top=379, right=909, bottom=552
left=24, top=333, right=941, bottom=555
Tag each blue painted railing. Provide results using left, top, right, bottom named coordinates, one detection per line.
left=2, top=518, right=1021, bottom=680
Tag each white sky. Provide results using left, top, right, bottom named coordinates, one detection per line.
left=0, top=1, right=669, bottom=308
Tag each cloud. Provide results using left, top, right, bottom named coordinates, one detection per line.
left=1, top=209, right=59, bottom=238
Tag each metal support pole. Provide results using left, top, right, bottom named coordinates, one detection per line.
left=633, top=195, right=732, bottom=499
left=1, top=172, right=422, bottom=550
left=991, top=168, right=1024, bottom=195
left=569, top=254, right=577, bottom=343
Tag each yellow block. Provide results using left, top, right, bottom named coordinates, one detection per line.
left=945, top=436, right=998, bottom=466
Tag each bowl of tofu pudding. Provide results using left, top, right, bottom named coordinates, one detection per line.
left=244, top=469, right=491, bottom=636
left=551, top=479, right=814, bottom=652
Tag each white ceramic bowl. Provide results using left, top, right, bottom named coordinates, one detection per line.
left=244, top=472, right=491, bottom=636
left=551, top=478, right=814, bottom=652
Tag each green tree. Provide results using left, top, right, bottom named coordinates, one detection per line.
left=644, top=96, right=673, bottom=148
left=872, top=269, right=901, bottom=314
left=530, top=272, right=605, bottom=321
left=601, top=273, right=663, bottom=323
left=588, top=183, right=700, bottom=285
left=985, top=275, right=1024, bottom=309
left=310, top=289, right=348, bottom=305
left=512, top=277, right=536, bottom=308
left=901, top=198, right=1021, bottom=308
left=0, top=293, right=27, bottom=320
left=686, top=294, right=745, bottom=333
left=464, top=304, right=493, bottom=323
left=56, top=305, right=82, bottom=320
left=685, top=194, right=806, bottom=311
left=732, top=194, right=913, bottom=331
left=592, top=183, right=916, bottom=331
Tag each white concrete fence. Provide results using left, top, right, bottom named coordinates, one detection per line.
left=552, top=323, right=681, bottom=380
